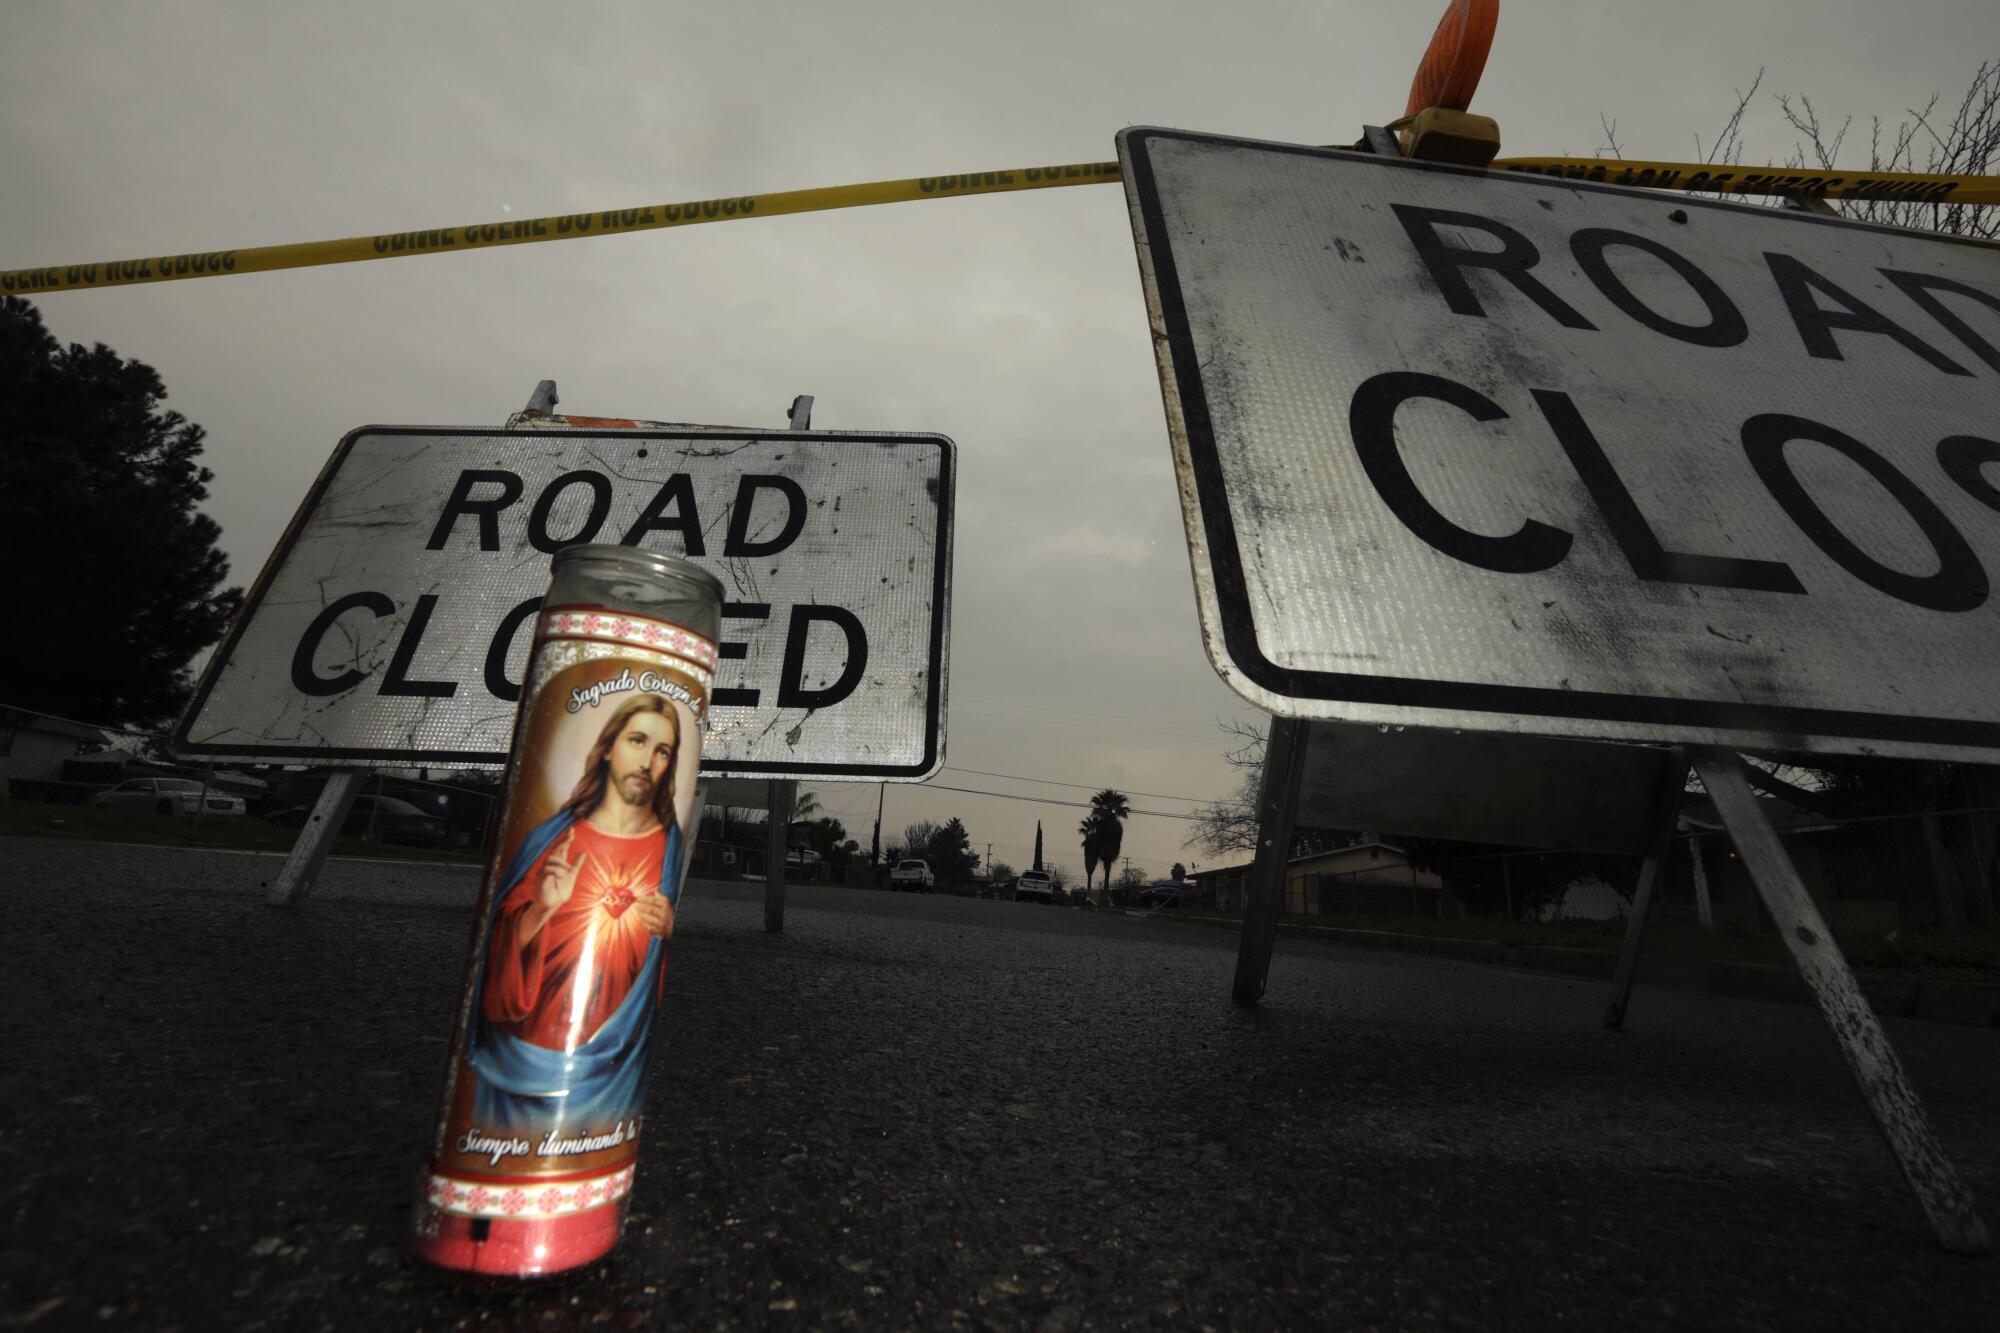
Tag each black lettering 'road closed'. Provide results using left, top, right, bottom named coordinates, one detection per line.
left=1391, top=202, right=1999, bottom=378
left=1348, top=369, right=1993, bottom=614
left=291, top=590, right=874, bottom=711
left=426, top=469, right=810, bottom=560
left=1357, top=196, right=2000, bottom=613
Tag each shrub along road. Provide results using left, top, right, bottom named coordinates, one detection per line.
left=3, top=836, right=1997, bottom=1330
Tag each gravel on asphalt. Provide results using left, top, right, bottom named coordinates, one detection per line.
left=3, top=837, right=1997, bottom=1331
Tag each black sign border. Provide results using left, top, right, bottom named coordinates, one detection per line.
left=1121, top=126, right=2000, bottom=754
left=174, top=426, right=954, bottom=779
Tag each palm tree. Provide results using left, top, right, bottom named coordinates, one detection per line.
left=792, top=789, right=822, bottom=821
left=1088, top=789, right=1130, bottom=894
left=1079, top=814, right=1102, bottom=892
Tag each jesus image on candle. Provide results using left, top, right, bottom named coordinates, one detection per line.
left=466, top=692, right=690, bottom=1133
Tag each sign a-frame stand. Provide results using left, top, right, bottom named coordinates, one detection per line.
left=1693, top=746, right=1989, bottom=1253
left=1238, top=723, right=1991, bottom=1253
left=1128, top=115, right=1993, bottom=1252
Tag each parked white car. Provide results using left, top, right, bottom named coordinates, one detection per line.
left=89, top=777, right=244, bottom=817
left=1013, top=869, right=1060, bottom=904
left=889, top=858, right=935, bottom=892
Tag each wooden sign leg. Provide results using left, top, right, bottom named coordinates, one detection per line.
left=1231, top=716, right=1308, bottom=1007
left=1692, top=746, right=1991, bottom=1254
left=266, top=770, right=362, bottom=907
left=761, top=394, right=814, bottom=937
left=1688, top=833, right=1716, bottom=929
left=1602, top=747, right=1689, bottom=1030
left=765, top=778, right=794, bottom=934
left=687, top=780, right=708, bottom=883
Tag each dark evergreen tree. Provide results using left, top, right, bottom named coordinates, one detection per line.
left=925, top=816, right=980, bottom=887
left=805, top=816, right=851, bottom=868
left=0, top=298, right=241, bottom=726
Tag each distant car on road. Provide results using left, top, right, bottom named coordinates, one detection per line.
left=89, top=777, right=244, bottom=818
left=889, top=858, right=935, bottom=892
left=271, top=794, right=448, bottom=848
left=1013, top=870, right=1061, bottom=904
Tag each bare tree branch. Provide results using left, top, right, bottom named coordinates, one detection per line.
left=1185, top=719, right=1358, bottom=862
left=1673, top=63, right=1997, bottom=238
left=1906, top=91, right=1952, bottom=157
left=1832, top=68, right=1998, bottom=238
left=1217, top=716, right=1264, bottom=769
left=1596, top=113, right=1624, bottom=160
left=1184, top=766, right=1263, bottom=858
left=1697, top=67, right=1764, bottom=165
left=1777, top=91, right=1852, bottom=172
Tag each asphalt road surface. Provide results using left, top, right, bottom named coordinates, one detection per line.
left=4, top=836, right=1997, bottom=1331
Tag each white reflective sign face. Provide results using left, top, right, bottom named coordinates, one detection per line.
left=177, top=428, right=953, bottom=779
left=1120, top=128, right=2000, bottom=760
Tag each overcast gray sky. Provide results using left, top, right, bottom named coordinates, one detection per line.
left=5, top=1, right=1993, bottom=877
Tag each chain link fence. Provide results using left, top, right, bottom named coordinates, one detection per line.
left=1181, top=797, right=2000, bottom=979
left=3, top=701, right=853, bottom=881
left=1, top=700, right=502, bottom=854
left=1432, top=805, right=2000, bottom=937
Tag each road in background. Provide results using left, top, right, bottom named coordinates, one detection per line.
left=3, top=838, right=1996, bottom=1329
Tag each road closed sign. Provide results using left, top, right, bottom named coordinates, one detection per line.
left=176, top=427, right=953, bottom=779
left=1120, top=127, right=2000, bottom=761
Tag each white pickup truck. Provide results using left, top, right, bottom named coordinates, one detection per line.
left=1013, top=869, right=1060, bottom=904
left=890, top=858, right=935, bottom=892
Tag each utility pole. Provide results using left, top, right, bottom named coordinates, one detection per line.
left=870, top=781, right=885, bottom=865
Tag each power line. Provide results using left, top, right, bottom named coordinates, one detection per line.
left=950, top=706, right=1221, bottom=745
left=797, top=785, right=873, bottom=818
left=952, top=709, right=1221, bottom=741
left=909, top=781, right=1203, bottom=821
left=954, top=692, right=1256, bottom=734
left=941, top=765, right=1213, bottom=804
left=0, top=700, right=156, bottom=738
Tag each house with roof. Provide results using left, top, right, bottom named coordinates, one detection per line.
left=0, top=708, right=109, bottom=800
left=1187, top=841, right=1446, bottom=917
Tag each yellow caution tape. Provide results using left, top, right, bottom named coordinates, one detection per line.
left=1494, top=156, right=2000, bottom=206
left=0, top=162, right=1123, bottom=295
left=5, top=152, right=1992, bottom=296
